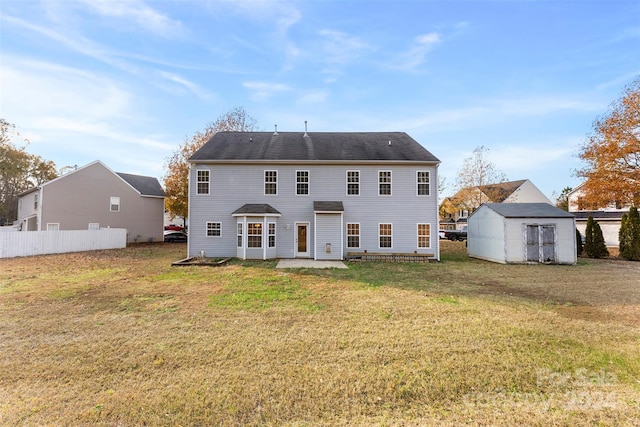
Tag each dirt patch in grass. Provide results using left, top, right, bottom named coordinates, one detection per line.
left=0, top=242, right=639, bottom=426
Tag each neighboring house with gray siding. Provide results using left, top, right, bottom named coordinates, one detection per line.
left=16, top=160, right=165, bottom=243
left=187, top=131, right=441, bottom=261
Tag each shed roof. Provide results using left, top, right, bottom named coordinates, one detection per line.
left=475, top=203, right=575, bottom=219
left=189, top=131, right=440, bottom=163
left=231, top=204, right=282, bottom=216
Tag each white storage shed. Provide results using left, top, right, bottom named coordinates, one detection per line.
left=467, top=203, right=576, bottom=265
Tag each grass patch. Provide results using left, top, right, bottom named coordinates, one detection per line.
left=0, top=242, right=639, bottom=426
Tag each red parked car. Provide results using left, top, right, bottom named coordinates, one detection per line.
left=164, top=224, right=184, bottom=231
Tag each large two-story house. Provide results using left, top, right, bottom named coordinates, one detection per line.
left=187, top=131, right=441, bottom=261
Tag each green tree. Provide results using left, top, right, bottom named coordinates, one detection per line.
left=576, top=228, right=583, bottom=257
left=0, top=119, right=57, bottom=224
left=619, top=206, right=640, bottom=260
left=554, top=186, right=572, bottom=211
left=584, top=216, right=609, bottom=258
left=163, top=107, right=258, bottom=221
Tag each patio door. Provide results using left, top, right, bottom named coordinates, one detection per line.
left=526, top=225, right=556, bottom=263
left=295, top=223, right=309, bottom=258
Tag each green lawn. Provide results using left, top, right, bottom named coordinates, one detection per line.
left=0, top=242, right=638, bottom=426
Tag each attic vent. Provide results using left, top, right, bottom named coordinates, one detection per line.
left=303, top=120, right=309, bottom=138
left=273, top=124, right=279, bottom=136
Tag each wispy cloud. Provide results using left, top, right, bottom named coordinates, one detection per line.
left=77, top=0, right=184, bottom=38
left=243, top=81, right=291, bottom=101
left=159, top=71, right=214, bottom=100
left=319, top=29, right=374, bottom=64
left=391, top=32, right=441, bottom=72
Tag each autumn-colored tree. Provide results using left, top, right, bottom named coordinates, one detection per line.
left=444, top=145, right=507, bottom=215
left=577, top=77, right=640, bottom=208
left=0, top=119, right=57, bottom=224
left=163, top=107, right=258, bottom=221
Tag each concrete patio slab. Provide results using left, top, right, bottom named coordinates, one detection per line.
left=276, top=259, right=348, bottom=269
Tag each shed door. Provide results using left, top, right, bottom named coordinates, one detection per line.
left=526, top=225, right=556, bottom=263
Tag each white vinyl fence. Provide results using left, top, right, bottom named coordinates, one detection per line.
left=0, top=229, right=127, bottom=259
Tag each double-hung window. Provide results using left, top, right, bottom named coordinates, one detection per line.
left=379, top=171, right=391, bottom=195
left=379, top=223, right=392, bottom=248
left=265, top=171, right=277, bottom=195
left=347, top=171, right=360, bottom=195
left=237, top=223, right=243, bottom=248
left=248, top=223, right=262, bottom=248
left=197, top=170, right=210, bottom=195
left=206, top=222, right=221, bottom=237
left=418, top=223, right=431, bottom=248
left=268, top=223, right=276, bottom=247
left=417, top=171, right=430, bottom=196
left=110, top=196, right=120, bottom=212
left=347, top=223, right=360, bottom=248
left=296, top=171, right=309, bottom=195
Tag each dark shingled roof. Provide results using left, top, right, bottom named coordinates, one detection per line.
left=189, top=132, right=440, bottom=163
left=116, top=173, right=165, bottom=197
left=232, top=204, right=282, bottom=216
left=478, top=179, right=527, bottom=203
left=478, top=203, right=575, bottom=218
left=314, top=201, right=344, bottom=212
left=572, top=211, right=625, bottom=220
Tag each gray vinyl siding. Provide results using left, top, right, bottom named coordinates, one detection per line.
left=188, top=163, right=439, bottom=259
left=314, top=213, right=342, bottom=260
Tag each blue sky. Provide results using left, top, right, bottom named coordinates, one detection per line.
left=1, top=0, right=639, bottom=200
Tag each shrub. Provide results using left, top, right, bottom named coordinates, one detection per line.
left=619, top=206, right=640, bottom=260
left=575, top=228, right=583, bottom=256
left=584, top=216, right=609, bottom=258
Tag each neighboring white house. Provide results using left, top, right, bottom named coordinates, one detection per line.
left=440, top=179, right=551, bottom=231
left=187, top=131, right=441, bottom=260
left=467, top=203, right=576, bottom=265
left=16, top=160, right=165, bottom=243
left=567, top=182, right=626, bottom=247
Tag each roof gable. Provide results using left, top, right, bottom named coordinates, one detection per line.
left=189, top=131, right=440, bottom=163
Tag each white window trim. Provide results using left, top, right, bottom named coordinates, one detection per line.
left=346, top=170, right=360, bottom=196
left=346, top=222, right=361, bottom=249
left=378, top=170, right=392, bottom=196
left=206, top=221, right=222, bottom=237
left=295, top=170, right=309, bottom=196
left=264, top=170, right=278, bottom=196
left=237, top=222, right=243, bottom=248
left=247, top=222, right=263, bottom=248
left=417, top=223, right=431, bottom=249
left=196, top=169, right=210, bottom=195
left=110, top=196, right=120, bottom=212
left=378, top=223, right=393, bottom=249
left=88, top=223, right=100, bottom=230
left=268, top=222, right=276, bottom=248
left=46, top=223, right=60, bottom=231
left=417, top=171, right=430, bottom=196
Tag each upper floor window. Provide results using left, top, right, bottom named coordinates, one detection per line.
left=265, top=171, right=277, bottom=195
left=347, top=171, right=360, bottom=195
left=34, top=194, right=39, bottom=209
left=197, top=170, right=210, bottom=195
left=379, top=171, right=391, bottom=196
left=417, top=171, right=430, bottom=196
left=347, top=223, right=360, bottom=248
left=379, top=223, right=392, bottom=248
left=296, top=171, right=309, bottom=195
left=417, top=223, right=431, bottom=248
left=110, top=196, right=120, bottom=212
left=206, top=222, right=221, bottom=237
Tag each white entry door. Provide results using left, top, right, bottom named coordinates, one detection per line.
left=295, top=223, right=310, bottom=258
